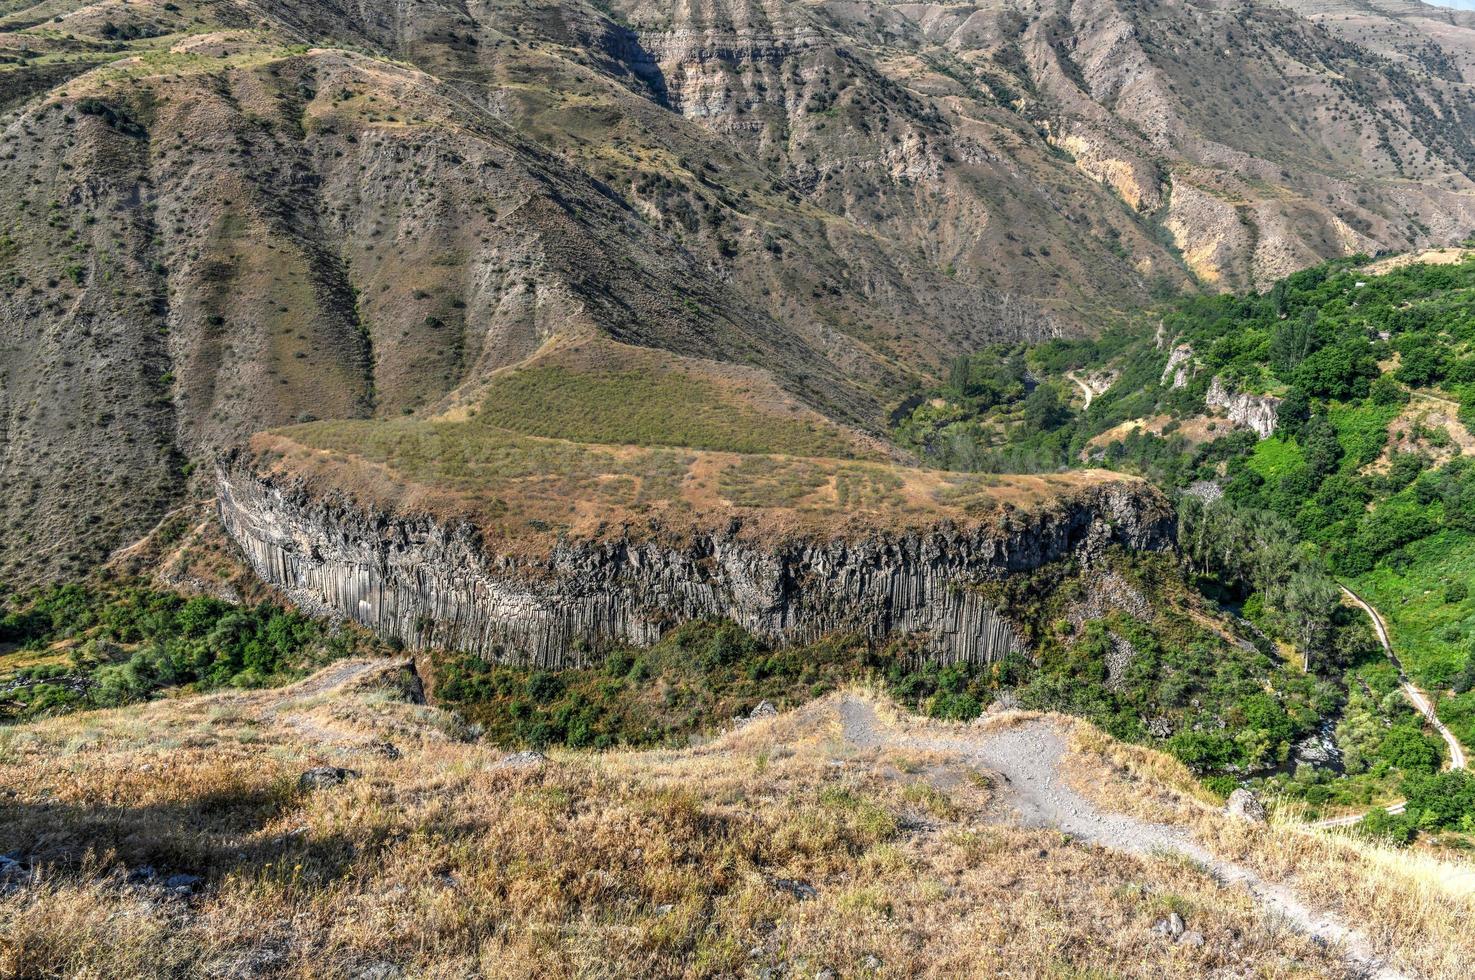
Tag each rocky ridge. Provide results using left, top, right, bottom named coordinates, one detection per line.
left=216, top=460, right=1175, bottom=667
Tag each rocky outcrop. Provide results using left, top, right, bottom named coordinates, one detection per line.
left=17, top=0, right=1475, bottom=587
left=1160, top=344, right=1197, bottom=389
left=1206, top=377, right=1282, bottom=439
left=217, top=465, right=1174, bottom=669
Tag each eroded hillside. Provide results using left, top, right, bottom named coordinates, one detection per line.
left=5, top=0, right=1475, bottom=583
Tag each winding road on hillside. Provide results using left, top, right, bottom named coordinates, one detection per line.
left=1342, top=585, right=1465, bottom=768
left=1313, top=587, right=1466, bottom=829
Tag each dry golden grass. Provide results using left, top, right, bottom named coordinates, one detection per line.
left=246, top=421, right=1147, bottom=556
left=0, top=666, right=1409, bottom=978
left=1363, top=249, right=1475, bottom=276
left=1064, top=723, right=1475, bottom=978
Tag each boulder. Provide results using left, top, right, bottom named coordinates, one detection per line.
left=367, top=741, right=402, bottom=760
left=1152, top=912, right=1185, bottom=938
left=1146, top=716, right=1174, bottom=738
left=1225, top=788, right=1267, bottom=824
left=357, top=963, right=405, bottom=980
left=774, top=878, right=818, bottom=901
left=0, top=854, right=26, bottom=888
left=165, top=873, right=202, bottom=895
left=749, top=700, right=778, bottom=720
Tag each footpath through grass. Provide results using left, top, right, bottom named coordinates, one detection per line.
left=1351, top=529, right=1475, bottom=689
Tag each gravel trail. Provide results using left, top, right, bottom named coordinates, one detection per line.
left=839, top=696, right=1410, bottom=980
left=1065, top=370, right=1097, bottom=408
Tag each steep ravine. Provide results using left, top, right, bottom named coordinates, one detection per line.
left=216, top=462, right=1174, bottom=668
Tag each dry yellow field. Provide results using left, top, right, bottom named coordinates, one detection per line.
left=3, top=660, right=1471, bottom=978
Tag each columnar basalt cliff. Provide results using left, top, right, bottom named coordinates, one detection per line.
left=217, top=463, right=1175, bottom=668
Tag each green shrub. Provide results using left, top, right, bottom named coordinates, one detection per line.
left=1357, top=807, right=1417, bottom=845
left=1378, top=726, right=1442, bottom=774
left=928, top=691, right=982, bottom=721
left=0, top=580, right=378, bottom=719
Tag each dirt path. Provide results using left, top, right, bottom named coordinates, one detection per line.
left=255, top=657, right=413, bottom=747
left=1065, top=370, right=1096, bottom=408
left=1312, top=589, right=1465, bottom=830
left=1339, top=586, right=1465, bottom=770
left=838, top=696, right=1410, bottom=980
left=261, top=658, right=407, bottom=711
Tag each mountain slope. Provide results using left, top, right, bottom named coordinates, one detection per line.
left=4, top=0, right=1475, bottom=583
left=889, top=249, right=1475, bottom=825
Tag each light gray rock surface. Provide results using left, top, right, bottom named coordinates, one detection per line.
left=1226, top=788, right=1268, bottom=824
left=1160, top=344, right=1197, bottom=389
left=1206, top=377, right=1282, bottom=439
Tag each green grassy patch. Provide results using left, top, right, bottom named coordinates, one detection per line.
left=1438, top=691, right=1475, bottom=755
left=1326, top=400, right=1399, bottom=470
left=1351, top=529, right=1475, bottom=688
left=474, top=360, right=871, bottom=459
left=1246, top=436, right=1304, bottom=482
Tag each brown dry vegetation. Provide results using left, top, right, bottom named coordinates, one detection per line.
left=3, top=662, right=1469, bottom=978
left=1065, top=726, right=1475, bottom=979
left=247, top=419, right=1143, bottom=553
left=1363, top=249, right=1475, bottom=276
left=1372, top=395, right=1475, bottom=471
left=1083, top=414, right=1231, bottom=457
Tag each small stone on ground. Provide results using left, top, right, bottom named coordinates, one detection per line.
left=299, top=766, right=361, bottom=791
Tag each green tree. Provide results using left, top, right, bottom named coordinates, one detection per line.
left=1021, top=385, right=1067, bottom=434
left=1379, top=726, right=1441, bottom=774
left=1270, top=309, right=1319, bottom=374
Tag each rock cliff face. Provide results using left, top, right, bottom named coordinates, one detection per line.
left=1161, top=344, right=1198, bottom=390
left=217, top=465, right=1175, bottom=668
left=1207, top=377, right=1282, bottom=439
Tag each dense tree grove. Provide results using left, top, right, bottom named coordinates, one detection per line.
left=0, top=581, right=376, bottom=719
left=1178, top=498, right=1343, bottom=669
